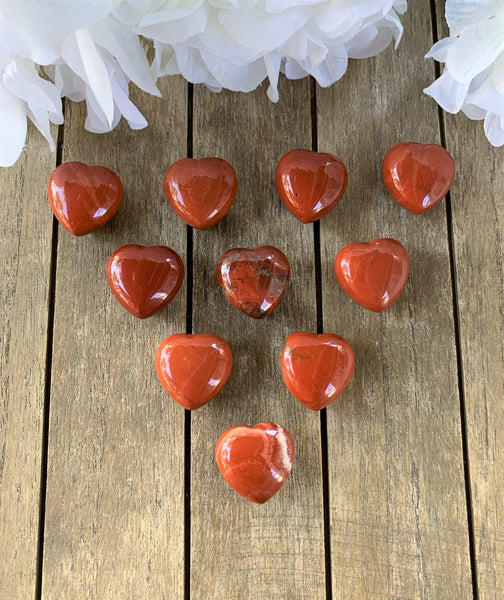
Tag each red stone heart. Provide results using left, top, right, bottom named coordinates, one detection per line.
left=155, top=333, right=232, bottom=410
left=215, top=422, right=294, bottom=504
left=216, top=246, right=290, bottom=318
left=107, top=245, right=184, bottom=318
left=334, top=238, right=409, bottom=312
left=48, top=161, right=123, bottom=235
left=280, top=332, right=355, bottom=411
left=164, top=157, right=238, bottom=230
left=275, top=149, right=348, bottom=223
left=382, top=142, right=455, bottom=214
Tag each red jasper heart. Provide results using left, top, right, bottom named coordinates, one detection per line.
left=164, top=157, right=238, bottom=230
left=216, top=246, right=290, bottom=318
left=280, top=332, right=355, bottom=411
left=155, top=333, right=232, bottom=410
left=275, top=149, right=348, bottom=223
left=382, top=142, right=455, bottom=214
left=334, top=238, right=409, bottom=312
left=48, top=161, right=123, bottom=235
left=215, top=422, right=294, bottom=504
left=107, top=245, right=184, bottom=318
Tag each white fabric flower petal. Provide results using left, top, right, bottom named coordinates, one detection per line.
left=446, top=13, right=504, bottom=83
left=62, top=29, right=115, bottom=127
left=110, top=73, right=148, bottom=129
left=221, top=7, right=311, bottom=51
left=26, top=106, right=56, bottom=151
left=425, top=37, right=457, bottom=62
left=91, top=17, right=160, bottom=96
left=423, top=70, right=470, bottom=114
left=425, top=0, right=504, bottom=147
left=484, top=112, right=504, bottom=146
left=0, top=83, right=27, bottom=167
left=446, top=0, right=497, bottom=36
left=2, top=59, right=63, bottom=123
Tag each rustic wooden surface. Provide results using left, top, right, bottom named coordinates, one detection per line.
left=0, top=125, right=55, bottom=600
left=1, top=6, right=503, bottom=600
left=432, top=7, right=504, bottom=600
left=318, top=4, right=472, bottom=598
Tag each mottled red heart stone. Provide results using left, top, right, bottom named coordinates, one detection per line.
left=334, top=238, right=409, bottom=312
left=48, top=161, right=123, bottom=235
left=275, top=149, right=348, bottom=223
left=216, top=246, right=290, bottom=318
left=155, top=333, right=232, bottom=410
left=382, top=142, right=455, bottom=214
left=107, top=245, right=184, bottom=318
left=164, top=157, right=238, bottom=230
left=215, top=422, right=294, bottom=504
left=280, top=332, right=355, bottom=411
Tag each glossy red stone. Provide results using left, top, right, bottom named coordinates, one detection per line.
left=48, top=161, right=123, bottom=235
left=164, top=157, right=238, bottom=230
left=216, top=246, right=290, bottom=318
left=334, top=238, right=409, bottom=312
left=107, top=245, right=184, bottom=319
left=280, top=332, right=355, bottom=411
left=215, top=422, right=294, bottom=504
left=155, top=333, right=232, bottom=410
left=275, top=149, right=348, bottom=223
left=382, top=142, right=455, bottom=214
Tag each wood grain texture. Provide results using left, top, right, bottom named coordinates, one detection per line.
left=317, top=4, right=473, bottom=598
left=189, top=79, right=326, bottom=599
left=41, top=79, right=187, bottom=600
left=444, top=111, right=504, bottom=599
left=0, top=124, right=55, bottom=598
left=434, top=6, right=504, bottom=597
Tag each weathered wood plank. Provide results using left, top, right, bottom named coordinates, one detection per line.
left=41, top=79, right=187, bottom=599
left=443, top=92, right=504, bottom=600
left=0, top=125, right=55, bottom=598
left=434, top=6, right=504, bottom=597
left=318, top=4, right=473, bottom=598
left=190, top=79, right=326, bottom=599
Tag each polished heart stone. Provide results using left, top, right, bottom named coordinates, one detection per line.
left=216, top=246, right=290, bottom=318
left=382, top=142, right=455, bottom=214
left=275, top=149, right=348, bottom=223
left=215, top=422, right=294, bottom=504
left=107, top=245, right=184, bottom=318
left=48, top=161, right=123, bottom=235
left=280, top=332, right=355, bottom=411
left=334, top=238, right=409, bottom=312
left=164, top=157, right=238, bottom=230
left=155, top=333, right=232, bottom=410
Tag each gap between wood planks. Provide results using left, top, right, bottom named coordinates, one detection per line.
left=184, top=82, right=194, bottom=600
left=35, top=102, right=65, bottom=600
left=429, top=2, right=479, bottom=598
left=311, top=76, right=334, bottom=600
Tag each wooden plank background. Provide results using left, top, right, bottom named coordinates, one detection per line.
left=1, top=4, right=503, bottom=599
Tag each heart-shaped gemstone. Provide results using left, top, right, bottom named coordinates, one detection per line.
left=215, top=422, right=294, bottom=504
left=48, top=162, right=123, bottom=235
left=382, top=142, right=455, bottom=214
left=216, top=246, right=290, bottom=318
left=155, top=333, right=232, bottom=410
left=280, top=332, right=355, bottom=410
left=107, top=245, right=184, bottom=318
left=334, top=238, right=409, bottom=312
left=275, top=149, right=348, bottom=223
left=164, top=157, right=238, bottom=230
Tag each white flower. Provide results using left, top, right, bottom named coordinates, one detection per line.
left=424, top=0, right=504, bottom=147
left=141, top=0, right=406, bottom=102
left=0, top=0, right=407, bottom=167
left=0, top=1, right=158, bottom=166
